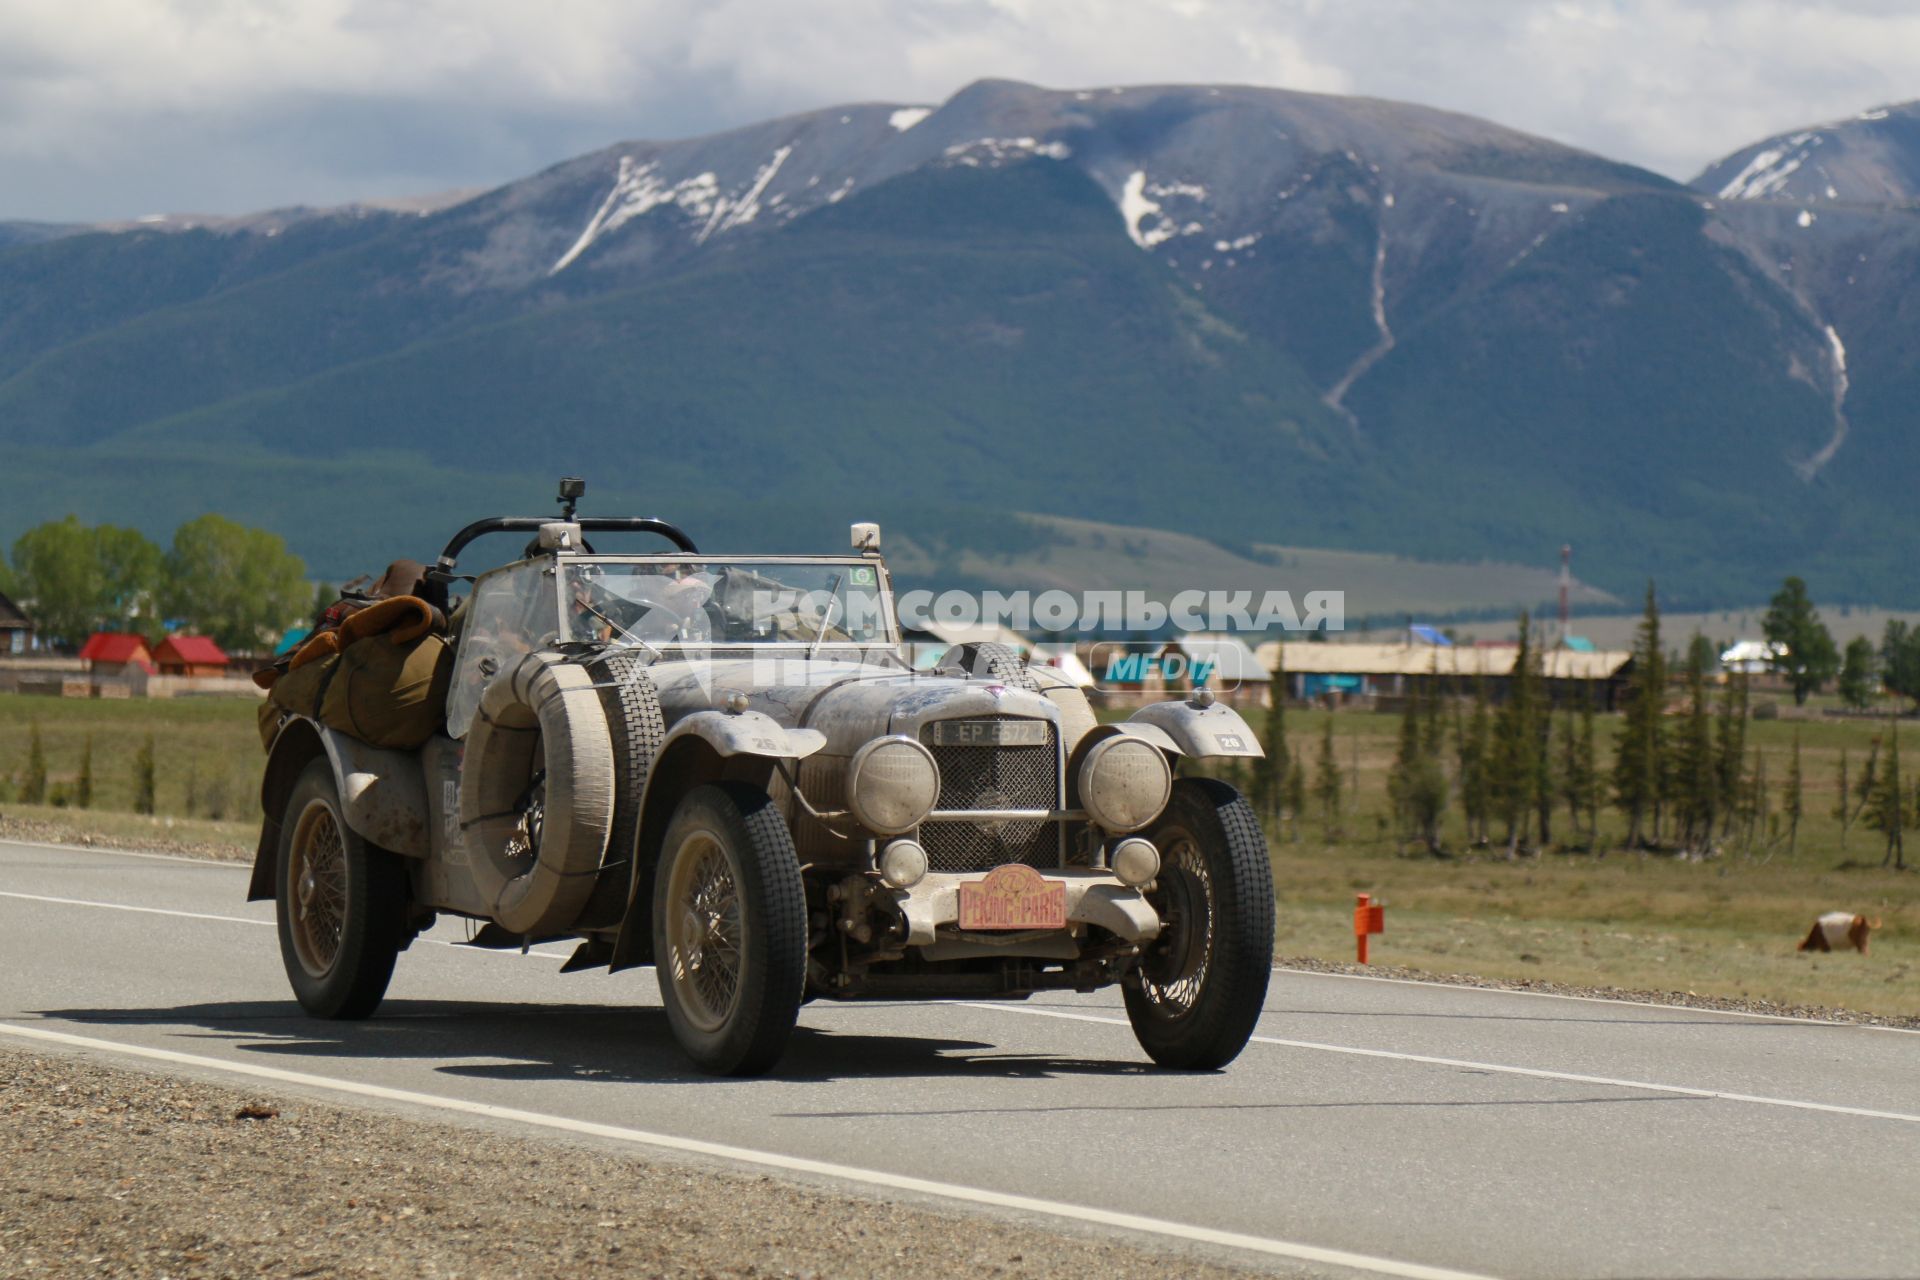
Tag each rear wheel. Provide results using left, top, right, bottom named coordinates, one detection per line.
left=652, top=784, right=807, bottom=1076
left=1124, top=777, right=1274, bottom=1069
left=275, top=760, right=406, bottom=1019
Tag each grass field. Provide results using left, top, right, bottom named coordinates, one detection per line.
left=1187, top=702, right=1918, bottom=1017
left=0, top=693, right=262, bottom=821
left=1, top=690, right=1913, bottom=1017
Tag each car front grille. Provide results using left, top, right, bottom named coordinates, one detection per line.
left=919, top=716, right=1060, bottom=872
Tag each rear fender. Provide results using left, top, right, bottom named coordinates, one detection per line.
left=249, top=718, right=430, bottom=903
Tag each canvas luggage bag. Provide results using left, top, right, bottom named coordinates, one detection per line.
left=319, top=631, right=454, bottom=750
left=259, top=650, right=340, bottom=749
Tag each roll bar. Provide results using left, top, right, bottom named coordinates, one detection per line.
left=433, top=516, right=699, bottom=571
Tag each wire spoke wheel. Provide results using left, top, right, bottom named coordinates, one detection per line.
left=651, top=784, right=807, bottom=1076
left=274, top=759, right=407, bottom=1020
left=664, top=833, right=745, bottom=1034
left=288, top=799, right=349, bottom=978
left=1136, top=829, right=1215, bottom=1018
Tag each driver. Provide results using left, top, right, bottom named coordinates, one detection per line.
left=569, top=564, right=717, bottom=645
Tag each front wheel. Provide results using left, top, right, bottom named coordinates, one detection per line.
left=1124, top=777, right=1274, bottom=1069
left=652, top=784, right=807, bottom=1076
left=275, top=760, right=407, bottom=1019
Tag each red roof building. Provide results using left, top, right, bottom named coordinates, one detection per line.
left=152, top=635, right=230, bottom=677
left=78, top=632, right=155, bottom=674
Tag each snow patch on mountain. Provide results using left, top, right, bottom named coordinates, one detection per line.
left=1718, top=133, right=1822, bottom=200
left=551, top=157, right=722, bottom=274
left=942, top=137, right=1071, bottom=167
left=1119, top=171, right=1175, bottom=248
left=551, top=146, right=798, bottom=271
left=889, top=107, right=932, bottom=132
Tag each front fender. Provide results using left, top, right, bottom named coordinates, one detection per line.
left=1126, top=700, right=1264, bottom=759
left=659, top=709, right=827, bottom=761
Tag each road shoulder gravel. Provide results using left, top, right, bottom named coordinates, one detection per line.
left=0, top=1046, right=1280, bottom=1280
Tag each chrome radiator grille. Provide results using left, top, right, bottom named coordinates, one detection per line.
left=919, top=716, right=1060, bottom=872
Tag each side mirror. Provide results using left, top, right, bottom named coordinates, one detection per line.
left=851, top=522, right=881, bottom=553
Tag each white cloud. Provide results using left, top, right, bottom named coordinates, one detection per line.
left=0, top=0, right=1916, bottom=220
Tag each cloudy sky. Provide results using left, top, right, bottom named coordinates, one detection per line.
left=4, top=0, right=1917, bottom=222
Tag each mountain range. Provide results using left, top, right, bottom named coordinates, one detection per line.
left=2, top=79, right=1917, bottom=608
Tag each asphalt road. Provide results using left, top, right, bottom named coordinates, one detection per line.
left=3, top=837, right=1917, bottom=1280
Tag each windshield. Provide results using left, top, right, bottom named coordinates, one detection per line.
left=563, top=559, right=892, bottom=648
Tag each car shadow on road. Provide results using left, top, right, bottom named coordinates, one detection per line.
left=31, top=999, right=1154, bottom=1085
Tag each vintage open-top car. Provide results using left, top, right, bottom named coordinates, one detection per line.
left=251, top=489, right=1275, bottom=1075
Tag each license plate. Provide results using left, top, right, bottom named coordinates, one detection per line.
left=929, top=719, right=1049, bottom=747
left=957, top=863, right=1067, bottom=931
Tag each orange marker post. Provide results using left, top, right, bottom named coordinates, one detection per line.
left=1354, top=893, right=1385, bottom=964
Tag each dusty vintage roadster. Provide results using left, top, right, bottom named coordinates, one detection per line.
left=251, top=490, right=1275, bottom=1075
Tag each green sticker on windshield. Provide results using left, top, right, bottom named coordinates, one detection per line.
left=850, top=567, right=876, bottom=586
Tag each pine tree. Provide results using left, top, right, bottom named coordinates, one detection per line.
left=76, top=734, right=94, bottom=811
left=1388, top=674, right=1448, bottom=854
left=1314, top=717, right=1343, bottom=842
left=1833, top=748, right=1852, bottom=851
left=1456, top=681, right=1491, bottom=846
left=1254, top=651, right=1289, bottom=822
left=1284, top=760, right=1308, bottom=843
left=1558, top=694, right=1603, bottom=850
left=1612, top=582, right=1665, bottom=848
left=1869, top=719, right=1907, bottom=870
left=1784, top=731, right=1803, bottom=854
left=1713, top=673, right=1749, bottom=838
left=1490, top=612, right=1546, bottom=855
left=133, top=733, right=156, bottom=816
left=1853, top=736, right=1881, bottom=835
left=1671, top=637, right=1717, bottom=853
left=1582, top=691, right=1603, bottom=844
left=1742, top=749, right=1768, bottom=854
left=22, top=720, right=47, bottom=805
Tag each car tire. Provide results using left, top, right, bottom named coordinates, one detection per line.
left=652, top=783, right=808, bottom=1076
left=460, top=650, right=616, bottom=936
left=577, top=650, right=665, bottom=929
left=941, top=641, right=1039, bottom=691
left=1123, top=777, right=1274, bottom=1070
left=275, top=759, right=407, bottom=1019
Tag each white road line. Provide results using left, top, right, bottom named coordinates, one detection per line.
left=0, top=890, right=271, bottom=928
left=963, top=1004, right=1920, bottom=1126
left=0, top=1021, right=1498, bottom=1280
left=1275, top=966, right=1920, bottom=1036
left=12, top=887, right=1916, bottom=1127
left=13, top=839, right=1912, bottom=1037
left=0, top=891, right=573, bottom=961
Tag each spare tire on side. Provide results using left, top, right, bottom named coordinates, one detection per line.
left=1026, top=662, right=1098, bottom=755
left=938, top=641, right=1039, bottom=691
left=460, top=651, right=615, bottom=936
left=574, top=649, right=665, bottom=931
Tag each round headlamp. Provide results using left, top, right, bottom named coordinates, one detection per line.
left=1076, top=735, right=1173, bottom=833
left=1111, top=837, right=1161, bottom=887
left=847, top=736, right=940, bottom=835
left=878, top=838, right=929, bottom=888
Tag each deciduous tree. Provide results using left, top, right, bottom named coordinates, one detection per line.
left=1761, top=577, right=1838, bottom=706
left=161, top=514, right=309, bottom=652
left=1837, top=636, right=1878, bottom=710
